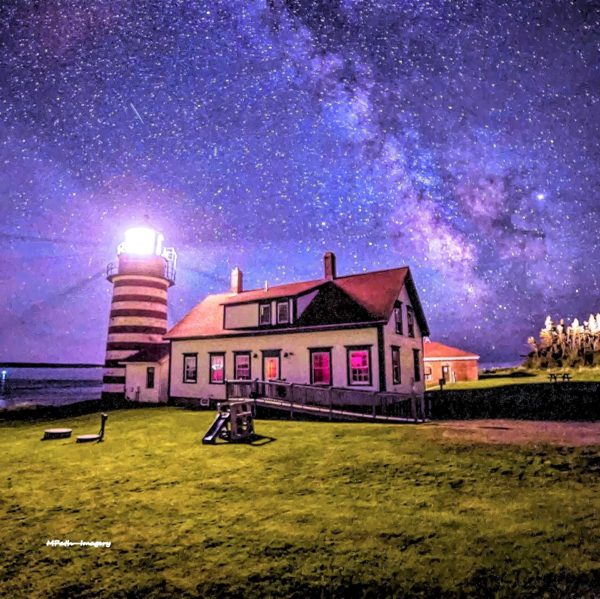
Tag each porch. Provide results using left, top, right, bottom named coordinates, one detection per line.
left=225, top=379, right=430, bottom=423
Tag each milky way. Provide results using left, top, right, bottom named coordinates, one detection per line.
left=1, top=0, right=599, bottom=363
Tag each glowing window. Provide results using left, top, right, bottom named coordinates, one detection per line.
left=209, top=353, right=225, bottom=384
left=234, top=353, right=251, bottom=380
left=311, top=350, right=331, bottom=385
left=264, top=356, right=279, bottom=380
left=348, top=348, right=371, bottom=385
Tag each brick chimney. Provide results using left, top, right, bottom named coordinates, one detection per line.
left=323, top=251, right=337, bottom=280
left=231, top=267, right=243, bottom=294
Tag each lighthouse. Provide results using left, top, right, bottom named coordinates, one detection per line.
left=101, top=227, right=176, bottom=401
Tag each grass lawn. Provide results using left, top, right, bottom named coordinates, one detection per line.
left=1, top=408, right=599, bottom=598
left=427, top=366, right=600, bottom=391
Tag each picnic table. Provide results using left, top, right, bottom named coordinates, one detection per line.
left=548, top=373, right=572, bottom=383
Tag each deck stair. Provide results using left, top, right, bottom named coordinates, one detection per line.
left=225, top=380, right=430, bottom=424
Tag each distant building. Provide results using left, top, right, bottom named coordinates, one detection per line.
left=423, top=341, right=479, bottom=384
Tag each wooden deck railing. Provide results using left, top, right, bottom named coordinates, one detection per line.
left=224, top=379, right=429, bottom=421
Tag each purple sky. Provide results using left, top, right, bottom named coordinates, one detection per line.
left=1, top=1, right=599, bottom=364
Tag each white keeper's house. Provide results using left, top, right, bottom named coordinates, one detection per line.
left=100, top=228, right=430, bottom=407
left=164, top=252, right=429, bottom=405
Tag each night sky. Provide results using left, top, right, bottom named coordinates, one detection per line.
left=1, top=0, right=599, bottom=364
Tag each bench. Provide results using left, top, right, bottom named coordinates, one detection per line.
left=549, top=373, right=572, bottom=383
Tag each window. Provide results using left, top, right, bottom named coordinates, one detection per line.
left=407, top=306, right=415, bottom=337
left=262, top=350, right=281, bottom=380
left=425, top=366, right=432, bottom=382
left=209, top=353, right=225, bottom=384
left=347, top=346, right=372, bottom=386
left=391, top=346, right=401, bottom=385
left=259, top=303, right=271, bottom=326
left=183, top=354, right=197, bottom=383
left=310, top=348, right=332, bottom=385
left=413, top=349, right=421, bottom=382
left=234, top=352, right=251, bottom=380
left=394, top=302, right=403, bottom=335
left=146, top=366, right=155, bottom=389
left=277, top=300, right=289, bottom=324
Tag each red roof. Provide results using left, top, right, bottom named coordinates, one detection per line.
left=166, top=267, right=429, bottom=340
left=221, top=279, right=323, bottom=304
left=423, top=341, right=479, bottom=360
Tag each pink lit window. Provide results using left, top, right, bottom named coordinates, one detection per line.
left=264, top=356, right=279, bottom=380
left=234, top=353, right=251, bottom=380
left=209, top=354, right=225, bottom=384
left=311, top=351, right=331, bottom=385
left=348, top=349, right=370, bottom=385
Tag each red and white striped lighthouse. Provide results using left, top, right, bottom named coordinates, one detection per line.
left=101, top=228, right=176, bottom=401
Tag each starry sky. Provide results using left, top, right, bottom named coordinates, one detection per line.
left=1, top=0, right=599, bottom=364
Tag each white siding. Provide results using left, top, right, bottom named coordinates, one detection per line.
left=124, top=361, right=168, bottom=403
left=170, top=327, right=379, bottom=401
left=382, top=284, right=425, bottom=396
left=224, top=303, right=258, bottom=328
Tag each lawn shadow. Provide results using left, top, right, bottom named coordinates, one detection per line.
left=247, top=434, right=277, bottom=447
left=206, top=434, right=277, bottom=448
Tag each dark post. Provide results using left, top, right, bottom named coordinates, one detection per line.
left=411, top=394, right=417, bottom=422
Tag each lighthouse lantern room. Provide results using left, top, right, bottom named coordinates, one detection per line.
left=102, top=227, right=176, bottom=401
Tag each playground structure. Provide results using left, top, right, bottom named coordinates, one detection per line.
left=202, top=400, right=255, bottom=444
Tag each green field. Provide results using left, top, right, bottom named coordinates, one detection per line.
left=1, top=408, right=599, bottom=598
left=428, top=366, right=600, bottom=391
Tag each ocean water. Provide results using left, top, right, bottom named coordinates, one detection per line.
left=479, top=361, right=522, bottom=371
left=0, top=368, right=103, bottom=409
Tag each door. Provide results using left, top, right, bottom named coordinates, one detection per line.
left=263, top=356, right=280, bottom=380
left=441, top=364, right=450, bottom=382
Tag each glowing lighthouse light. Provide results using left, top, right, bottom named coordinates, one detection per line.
left=120, top=227, right=164, bottom=256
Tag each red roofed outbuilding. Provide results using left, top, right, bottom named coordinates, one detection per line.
left=423, top=341, right=480, bottom=384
